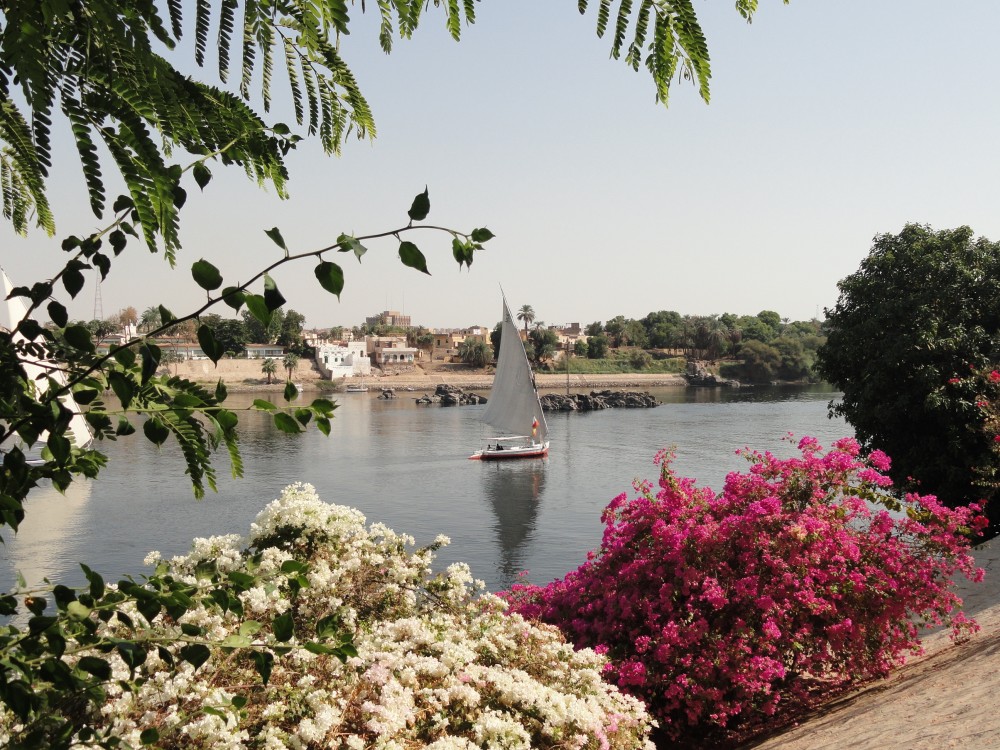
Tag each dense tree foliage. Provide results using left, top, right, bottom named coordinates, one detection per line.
left=817, top=224, right=1000, bottom=537
left=457, top=337, right=491, bottom=367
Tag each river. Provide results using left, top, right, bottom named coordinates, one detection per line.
left=1, top=385, right=848, bottom=598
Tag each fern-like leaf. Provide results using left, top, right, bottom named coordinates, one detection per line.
left=302, top=64, right=320, bottom=136
left=377, top=0, right=395, bottom=52
left=194, top=0, right=211, bottom=66
left=166, top=0, right=184, bottom=39
left=218, top=0, right=239, bottom=82
left=282, top=36, right=305, bottom=125
left=626, top=0, right=653, bottom=70
left=241, top=0, right=259, bottom=100
left=65, top=99, right=105, bottom=218
left=596, top=0, right=612, bottom=37
left=611, top=0, right=634, bottom=60
left=445, top=0, right=461, bottom=41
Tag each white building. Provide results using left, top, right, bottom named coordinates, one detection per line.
left=316, top=341, right=371, bottom=379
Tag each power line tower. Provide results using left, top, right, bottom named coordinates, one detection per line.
left=92, top=276, right=104, bottom=321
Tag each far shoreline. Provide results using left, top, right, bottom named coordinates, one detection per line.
left=188, top=370, right=692, bottom=394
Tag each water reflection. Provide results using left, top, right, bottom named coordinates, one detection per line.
left=480, top=461, right=546, bottom=589
left=6, top=479, right=92, bottom=592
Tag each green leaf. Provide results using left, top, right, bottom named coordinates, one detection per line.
left=316, top=416, right=331, bottom=436
left=304, top=641, right=338, bottom=655
left=193, top=163, right=212, bottom=190
left=280, top=560, right=309, bottom=574
left=63, top=263, right=86, bottom=298
left=221, top=286, right=246, bottom=311
left=252, top=650, right=274, bottom=684
left=116, top=641, right=147, bottom=671
left=407, top=186, right=430, bottom=222
left=284, top=382, right=298, bottom=401
left=244, top=294, right=272, bottom=326
left=273, top=611, right=294, bottom=642
left=64, top=325, right=95, bottom=352
left=67, top=601, right=92, bottom=620
left=337, top=234, right=368, bottom=262
left=471, top=227, right=494, bottom=242
left=273, top=412, right=301, bottom=433
left=158, top=305, right=176, bottom=324
left=107, top=370, right=135, bottom=409
left=140, top=342, right=161, bottom=385
left=452, top=238, right=474, bottom=269
left=109, top=230, right=128, bottom=255
left=114, top=346, right=137, bottom=367
left=316, top=615, right=341, bottom=639
left=78, top=656, right=112, bottom=680
left=81, top=564, right=105, bottom=598
left=47, top=300, right=68, bottom=327
left=192, top=259, right=223, bottom=291
left=239, top=620, right=263, bottom=637
left=221, top=634, right=252, bottom=648
left=143, top=417, right=170, bottom=446
left=399, top=242, right=430, bottom=275
left=140, top=728, right=160, bottom=745
left=314, top=261, right=344, bottom=298
left=116, top=417, right=136, bottom=436
left=197, top=325, right=224, bottom=364
left=252, top=399, right=277, bottom=412
left=264, top=227, right=288, bottom=253
left=180, top=643, right=211, bottom=670
left=263, top=274, right=286, bottom=311
left=215, top=380, right=228, bottom=403
left=310, top=398, right=337, bottom=416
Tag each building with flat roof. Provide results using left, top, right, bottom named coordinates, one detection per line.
left=365, top=310, right=411, bottom=328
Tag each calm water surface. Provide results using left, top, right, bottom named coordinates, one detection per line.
left=1, top=385, right=848, bottom=597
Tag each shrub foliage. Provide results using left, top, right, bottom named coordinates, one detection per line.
left=505, top=437, right=985, bottom=743
left=0, top=484, right=653, bottom=749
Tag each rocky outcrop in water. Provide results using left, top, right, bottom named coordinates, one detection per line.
left=684, top=360, right=741, bottom=388
left=423, top=383, right=487, bottom=406
left=539, top=390, right=660, bottom=411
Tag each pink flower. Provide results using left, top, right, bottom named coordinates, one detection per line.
left=990, top=370, right=1000, bottom=383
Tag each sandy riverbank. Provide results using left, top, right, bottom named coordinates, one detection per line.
left=169, top=359, right=689, bottom=392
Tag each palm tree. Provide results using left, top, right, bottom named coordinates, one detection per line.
left=139, top=306, right=161, bottom=333
left=261, top=357, right=278, bottom=384
left=457, top=338, right=491, bottom=368
left=516, top=305, right=535, bottom=334
left=282, top=353, right=300, bottom=381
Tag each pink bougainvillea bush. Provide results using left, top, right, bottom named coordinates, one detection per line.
left=504, top=437, right=986, bottom=744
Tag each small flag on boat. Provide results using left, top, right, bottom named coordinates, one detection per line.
left=532, top=417, right=539, bottom=436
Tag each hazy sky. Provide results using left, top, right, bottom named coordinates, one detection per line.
left=3, top=1, right=1000, bottom=331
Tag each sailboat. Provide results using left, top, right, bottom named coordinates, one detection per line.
left=2, top=267, right=93, bottom=455
left=345, top=371, right=369, bottom=393
left=469, top=296, right=549, bottom=460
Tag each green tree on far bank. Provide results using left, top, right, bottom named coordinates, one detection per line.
left=261, top=357, right=279, bottom=384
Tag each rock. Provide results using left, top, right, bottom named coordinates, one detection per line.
left=684, top=360, right=741, bottom=388
left=433, top=384, right=487, bottom=406
left=539, top=390, right=660, bottom=412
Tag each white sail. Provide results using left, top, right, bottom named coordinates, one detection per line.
left=481, top=298, right=548, bottom=444
left=2, top=268, right=93, bottom=450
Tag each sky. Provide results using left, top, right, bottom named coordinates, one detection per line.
left=3, top=1, right=1000, bottom=331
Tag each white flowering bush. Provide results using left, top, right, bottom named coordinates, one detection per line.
left=0, top=483, right=653, bottom=749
